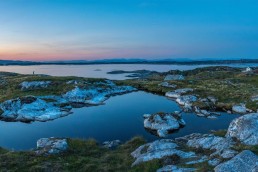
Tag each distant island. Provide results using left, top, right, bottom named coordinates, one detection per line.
left=0, top=58, right=258, bottom=66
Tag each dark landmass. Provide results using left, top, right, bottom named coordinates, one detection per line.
left=0, top=58, right=258, bottom=66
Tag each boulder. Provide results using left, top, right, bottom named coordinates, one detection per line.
left=131, top=139, right=196, bottom=166
left=143, top=112, right=186, bottom=137
left=232, top=104, right=247, bottom=114
left=176, top=95, right=197, bottom=106
left=159, top=82, right=177, bottom=88
left=214, top=150, right=258, bottom=172
left=20, top=81, right=51, bottom=90
left=103, top=140, right=121, bottom=149
left=226, top=113, right=258, bottom=145
left=165, top=91, right=181, bottom=98
left=164, top=75, right=185, bottom=81
left=36, top=137, right=68, bottom=155
left=208, top=158, right=221, bottom=166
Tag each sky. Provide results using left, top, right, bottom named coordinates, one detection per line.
left=0, top=0, right=258, bottom=61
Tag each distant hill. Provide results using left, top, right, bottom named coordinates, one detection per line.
left=0, top=59, right=258, bottom=66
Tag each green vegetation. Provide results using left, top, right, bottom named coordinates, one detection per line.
left=116, top=66, right=258, bottom=111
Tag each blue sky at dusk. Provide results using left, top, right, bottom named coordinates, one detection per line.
left=0, top=0, right=257, bottom=61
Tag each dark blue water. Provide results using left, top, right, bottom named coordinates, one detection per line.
left=0, top=91, right=239, bottom=150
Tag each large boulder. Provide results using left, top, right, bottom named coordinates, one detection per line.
left=226, top=113, right=258, bottom=145
left=131, top=139, right=196, bottom=166
left=214, top=150, right=258, bottom=172
left=143, top=112, right=186, bottom=137
left=36, top=137, right=68, bottom=155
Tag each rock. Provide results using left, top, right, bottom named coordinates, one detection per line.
left=36, top=137, right=68, bottom=155
left=175, top=88, right=193, bottom=94
left=131, top=139, right=196, bottom=166
left=159, top=82, right=177, bottom=88
left=63, top=81, right=136, bottom=105
left=0, top=96, right=71, bottom=122
left=208, top=158, right=221, bottom=166
left=207, top=96, right=217, bottom=104
left=20, top=81, right=51, bottom=90
left=165, top=88, right=193, bottom=99
left=251, top=95, right=258, bottom=102
left=226, top=113, right=258, bottom=145
left=157, top=165, right=196, bottom=172
left=184, top=133, right=236, bottom=159
left=165, top=91, right=181, bottom=98
left=103, top=140, right=121, bottom=149
left=232, top=104, right=247, bottom=114
left=185, top=155, right=208, bottom=164
left=176, top=95, right=197, bottom=106
left=214, top=150, right=258, bottom=172
left=143, top=112, right=185, bottom=137
left=164, top=75, right=185, bottom=81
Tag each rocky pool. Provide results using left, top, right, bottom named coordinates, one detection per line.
left=0, top=91, right=239, bottom=150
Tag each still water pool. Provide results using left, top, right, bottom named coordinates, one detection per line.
left=0, top=91, right=238, bottom=150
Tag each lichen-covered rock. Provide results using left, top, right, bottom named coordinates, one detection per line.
left=143, top=112, right=185, bottom=137
left=164, top=75, right=185, bottom=81
left=20, top=81, right=51, bottom=90
left=232, top=104, right=247, bottom=114
left=157, top=165, right=196, bottom=172
left=214, top=150, right=258, bottom=172
left=0, top=96, right=71, bottom=122
left=36, top=137, right=68, bottom=155
left=131, top=139, right=196, bottom=166
left=226, top=113, right=258, bottom=145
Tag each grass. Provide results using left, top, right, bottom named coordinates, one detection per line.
left=0, top=137, right=163, bottom=172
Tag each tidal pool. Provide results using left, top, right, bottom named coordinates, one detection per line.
left=0, top=91, right=239, bottom=150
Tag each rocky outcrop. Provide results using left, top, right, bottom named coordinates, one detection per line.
left=157, top=165, right=196, bottom=172
left=226, top=113, right=258, bottom=145
left=131, top=139, right=196, bottom=166
left=0, top=96, right=71, bottom=122
left=36, top=137, right=68, bottom=155
left=143, top=112, right=186, bottom=137
left=164, top=75, right=185, bottom=81
left=214, top=150, right=258, bottom=172
left=20, top=81, right=51, bottom=90
left=63, top=81, right=136, bottom=105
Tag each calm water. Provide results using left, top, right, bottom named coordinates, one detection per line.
left=0, top=63, right=257, bottom=80
left=0, top=91, right=239, bottom=150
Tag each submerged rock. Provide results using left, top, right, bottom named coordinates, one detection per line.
left=143, top=112, right=185, bottom=137
left=20, top=81, right=51, bottom=90
left=36, top=137, right=68, bottom=155
left=0, top=96, right=71, bottom=122
left=131, top=139, right=196, bottom=166
left=214, top=150, right=258, bottom=172
left=164, top=74, right=185, bottom=81
left=226, top=113, right=258, bottom=145
left=157, top=165, right=196, bottom=172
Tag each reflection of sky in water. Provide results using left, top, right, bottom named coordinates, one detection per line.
left=0, top=91, right=239, bottom=150
left=0, top=63, right=257, bottom=80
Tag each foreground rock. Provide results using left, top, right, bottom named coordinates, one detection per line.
left=0, top=96, right=71, bottom=122
left=214, top=150, right=258, bottom=172
left=143, top=112, right=186, bottom=137
left=226, top=113, right=258, bottom=145
left=36, top=137, right=68, bottom=155
left=20, top=81, right=51, bottom=90
left=131, top=139, right=196, bottom=166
